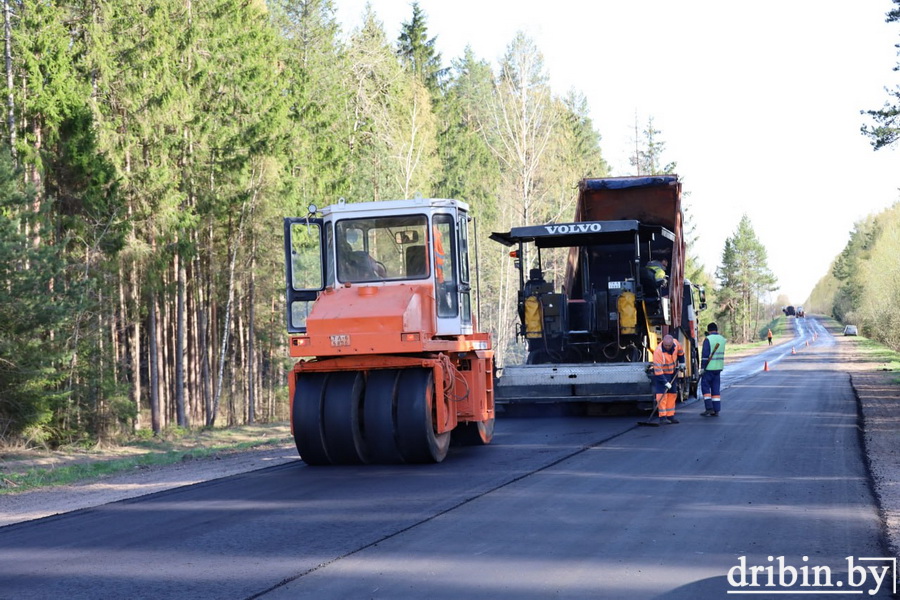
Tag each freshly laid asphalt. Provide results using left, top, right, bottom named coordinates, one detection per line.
left=0, top=317, right=892, bottom=599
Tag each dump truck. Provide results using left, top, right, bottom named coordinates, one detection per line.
left=284, top=198, right=495, bottom=465
left=490, top=175, right=704, bottom=408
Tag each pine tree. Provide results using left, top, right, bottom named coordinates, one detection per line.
left=861, top=0, right=900, bottom=149
left=435, top=47, right=500, bottom=209
left=396, top=2, right=445, bottom=93
left=0, top=145, right=73, bottom=442
left=715, top=215, right=777, bottom=342
left=271, top=0, right=351, bottom=204
left=629, top=115, right=676, bottom=176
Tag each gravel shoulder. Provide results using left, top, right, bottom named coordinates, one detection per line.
left=841, top=335, right=900, bottom=558
left=0, top=443, right=298, bottom=527
left=1, top=318, right=898, bottom=562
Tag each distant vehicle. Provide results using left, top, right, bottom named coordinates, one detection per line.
left=796, top=306, right=805, bottom=318
left=783, top=305, right=796, bottom=317
left=843, top=325, right=858, bottom=336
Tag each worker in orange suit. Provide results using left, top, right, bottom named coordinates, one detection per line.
left=652, top=334, right=685, bottom=424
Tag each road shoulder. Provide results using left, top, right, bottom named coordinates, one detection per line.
left=838, top=328, right=900, bottom=558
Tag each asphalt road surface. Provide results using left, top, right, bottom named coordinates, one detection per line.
left=0, top=317, right=893, bottom=599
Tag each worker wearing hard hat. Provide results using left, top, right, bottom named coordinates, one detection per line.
left=700, top=323, right=727, bottom=417
left=652, top=334, right=685, bottom=424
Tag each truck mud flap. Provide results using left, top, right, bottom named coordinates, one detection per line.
left=495, top=363, right=653, bottom=404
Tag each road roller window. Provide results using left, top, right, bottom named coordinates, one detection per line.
left=336, top=215, right=428, bottom=283
left=433, top=214, right=459, bottom=317
left=290, top=221, right=323, bottom=290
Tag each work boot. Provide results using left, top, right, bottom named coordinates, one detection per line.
left=700, top=410, right=713, bottom=417
left=710, top=411, right=719, bottom=417
left=658, top=417, right=669, bottom=425
left=668, top=417, right=679, bottom=424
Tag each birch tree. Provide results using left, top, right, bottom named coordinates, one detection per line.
left=482, top=32, right=556, bottom=228
left=345, top=8, right=438, bottom=200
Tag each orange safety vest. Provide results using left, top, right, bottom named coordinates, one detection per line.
left=652, top=339, right=684, bottom=379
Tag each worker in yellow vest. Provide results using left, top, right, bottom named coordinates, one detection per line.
left=700, top=323, right=727, bottom=417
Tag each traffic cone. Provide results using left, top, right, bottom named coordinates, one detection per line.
left=806, top=340, right=810, bottom=347
left=791, top=347, right=796, bottom=354
left=764, top=361, right=769, bottom=371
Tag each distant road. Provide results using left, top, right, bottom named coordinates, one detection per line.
left=0, top=317, right=891, bottom=599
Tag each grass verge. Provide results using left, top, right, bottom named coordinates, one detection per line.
left=0, top=423, right=292, bottom=495
left=854, top=337, right=900, bottom=383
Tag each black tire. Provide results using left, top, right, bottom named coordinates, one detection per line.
left=363, top=369, right=405, bottom=464
left=395, top=368, right=450, bottom=463
left=322, top=371, right=368, bottom=464
left=451, top=417, right=495, bottom=446
left=293, top=372, right=332, bottom=466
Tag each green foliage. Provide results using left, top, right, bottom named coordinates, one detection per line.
left=0, top=428, right=292, bottom=494
left=271, top=0, right=351, bottom=206
left=861, top=0, right=900, bottom=150
left=435, top=48, right=501, bottom=209
left=0, top=3, right=625, bottom=443
left=831, top=216, right=879, bottom=324
left=397, top=2, right=446, bottom=93
left=629, top=115, right=676, bottom=175
left=806, top=257, right=840, bottom=316
left=13, top=0, right=86, bottom=166
left=828, top=203, right=900, bottom=350
left=714, top=215, right=778, bottom=343
left=0, top=148, right=73, bottom=442
left=345, top=8, right=439, bottom=200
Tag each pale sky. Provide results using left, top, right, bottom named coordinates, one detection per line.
left=333, top=0, right=900, bottom=304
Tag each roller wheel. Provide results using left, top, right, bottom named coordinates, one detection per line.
left=322, top=371, right=369, bottom=464
left=395, top=368, right=450, bottom=463
left=363, top=369, right=405, bottom=464
left=451, top=417, right=495, bottom=446
left=293, top=372, right=332, bottom=465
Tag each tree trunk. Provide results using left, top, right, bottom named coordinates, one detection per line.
left=3, top=0, right=14, bottom=161
left=175, top=248, right=186, bottom=427
left=247, top=245, right=256, bottom=424
left=129, top=255, right=142, bottom=429
left=159, top=271, right=170, bottom=428
left=149, top=292, right=160, bottom=435
left=211, top=191, right=254, bottom=425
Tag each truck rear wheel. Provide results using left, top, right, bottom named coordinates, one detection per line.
left=395, top=368, right=450, bottom=463
left=293, top=372, right=332, bottom=465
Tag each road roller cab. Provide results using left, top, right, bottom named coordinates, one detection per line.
left=284, top=198, right=495, bottom=465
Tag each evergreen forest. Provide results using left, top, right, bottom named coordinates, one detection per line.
left=3, top=0, right=861, bottom=447
left=0, top=0, right=617, bottom=445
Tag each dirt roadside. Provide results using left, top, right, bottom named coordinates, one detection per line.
left=0, top=319, right=898, bottom=562
left=841, top=335, right=900, bottom=559
left=0, top=430, right=298, bottom=527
